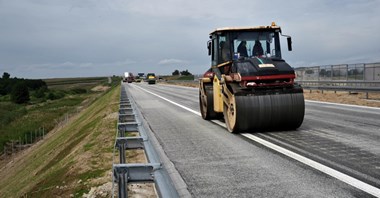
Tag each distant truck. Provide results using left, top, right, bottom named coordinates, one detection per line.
left=146, top=73, right=156, bottom=84
left=123, top=72, right=134, bottom=83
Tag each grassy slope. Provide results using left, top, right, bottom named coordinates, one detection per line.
left=44, top=77, right=107, bottom=89
left=0, top=96, right=86, bottom=150
left=0, top=76, right=111, bottom=152
left=0, top=84, right=119, bottom=197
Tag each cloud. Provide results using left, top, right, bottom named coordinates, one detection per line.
left=158, top=59, right=188, bottom=65
left=1, top=0, right=380, bottom=78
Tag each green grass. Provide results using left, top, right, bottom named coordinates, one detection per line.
left=0, top=76, right=120, bottom=152
left=177, top=75, right=194, bottom=80
left=78, top=169, right=106, bottom=181
left=83, top=142, right=95, bottom=151
left=0, top=102, right=26, bottom=127
left=0, top=96, right=87, bottom=151
left=28, top=163, right=72, bottom=197
left=74, top=188, right=90, bottom=198
left=44, top=77, right=107, bottom=87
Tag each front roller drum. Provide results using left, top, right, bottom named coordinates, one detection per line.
left=224, top=93, right=305, bottom=132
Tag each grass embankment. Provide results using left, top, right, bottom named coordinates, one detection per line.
left=0, top=79, right=120, bottom=197
left=44, top=77, right=107, bottom=90
left=0, top=77, right=114, bottom=153
left=0, top=97, right=85, bottom=150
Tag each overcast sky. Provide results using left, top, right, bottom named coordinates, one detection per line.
left=1, top=0, right=380, bottom=79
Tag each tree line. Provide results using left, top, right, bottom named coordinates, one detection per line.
left=172, top=69, right=192, bottom=76
left=0, top=72, right=47, bottom=104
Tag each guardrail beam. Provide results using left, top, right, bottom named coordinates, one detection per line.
left=118, top=114, right=136, bottom=123
left=115, top=137, right=146, bottom=150
left=118, top=122, right=139, bottom=132
left=119, top=108, right=134, bottom=114
left=113, top=163, right=161, bottom=182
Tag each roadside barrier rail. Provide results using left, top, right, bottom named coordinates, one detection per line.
left=294, top=62, right=380, bottom=96
left=112, top=83, right=179, bottom=198
left=295, top=80, right=380, bottom=91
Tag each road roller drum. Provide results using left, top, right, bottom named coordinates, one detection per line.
left=224, top=92, right=304, bottom=132
left=199, top=84, right=222, bottom=120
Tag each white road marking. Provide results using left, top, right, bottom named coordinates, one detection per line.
left=133, top=85, right=201, bottom=116
left=133, top=84, right=380, bottom=197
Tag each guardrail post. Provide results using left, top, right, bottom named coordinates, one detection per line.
left=114, top=166, right=128, bottom=198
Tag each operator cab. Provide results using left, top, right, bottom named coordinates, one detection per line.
left=208, top=22, right=292, bottom=66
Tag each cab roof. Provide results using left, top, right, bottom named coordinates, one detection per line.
left=210, top=23, right=281, bottom=35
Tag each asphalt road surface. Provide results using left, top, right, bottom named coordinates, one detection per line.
left=124, top=82, right=380, bottom=198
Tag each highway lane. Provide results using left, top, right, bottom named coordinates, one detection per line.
left=125, top=82, right=380, bottom=197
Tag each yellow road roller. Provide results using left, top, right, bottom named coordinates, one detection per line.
left=199, top=22, right=305, bottom=132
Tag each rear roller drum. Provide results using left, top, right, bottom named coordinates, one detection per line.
left=200, top=86, right=222, bottom=120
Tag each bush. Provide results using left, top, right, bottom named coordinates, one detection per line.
left=0, top=73, right=46, bottom=96
left=172, top=70, right=180, bottom=76
left=25, top=79, right=47, bottom=90
left=0, top=79, right=12, bottom=96
left=34, top=87, right=47, bottom=98
left=2, top=72, right=10, bottom=79
left=0, top=103, right=26, bottom=126
left=46, top=90, right=65, bottom=100
left=180, top=70, right=192, bottom=76
left=70, top=88, right=87, bottom=94
left=11, top=82, right=30, bottom=104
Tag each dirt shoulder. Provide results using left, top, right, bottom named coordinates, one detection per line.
left=303, top=90, right=380, bottom=108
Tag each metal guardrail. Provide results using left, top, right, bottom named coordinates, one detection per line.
left=294, top=62, right=380, bottom=93
left=112, top=83, right=179, bottom=198
left=295, top=62, right=380, bottom=81
left=295, top=80, right=380, bottom=92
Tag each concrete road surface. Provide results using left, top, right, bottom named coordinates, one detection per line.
left=123, top=83, right=380, bottom=198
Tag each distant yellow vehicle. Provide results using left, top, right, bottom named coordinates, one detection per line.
left=146, top=73, right=156, bottom=84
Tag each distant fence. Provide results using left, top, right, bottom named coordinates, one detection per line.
left=294, top=62, right=380, bottom=94
left=1, top=113, right=72, bottom=160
